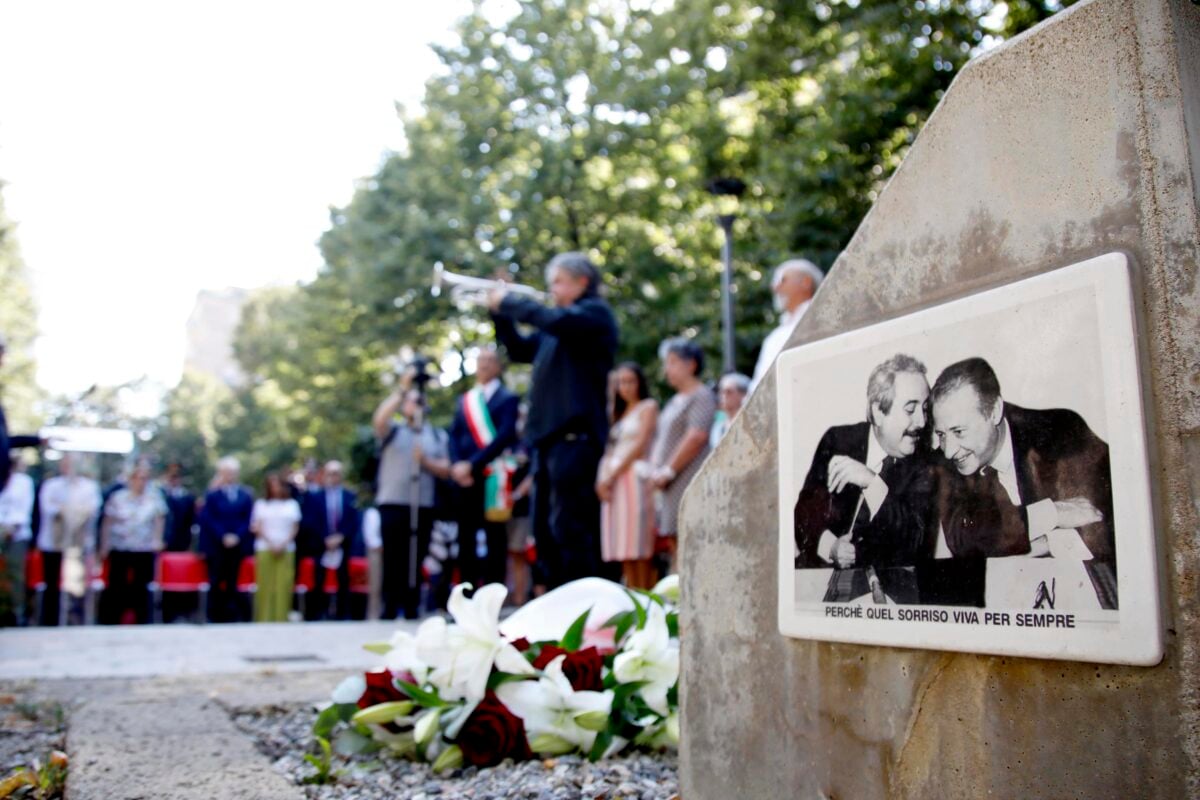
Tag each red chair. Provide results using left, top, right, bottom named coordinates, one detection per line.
left=236, top=557, right=257, bottom=593
left=151, top=552, right=210, bottom=624
left=294, top=557, right=317, bottom=618
left=348, top=557, right=370, bottom=594
left=319, top=557, right=371, bottom=618
left=25, top=549, right=46, bottom=626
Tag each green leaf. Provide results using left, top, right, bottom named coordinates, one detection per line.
left=600, top=610, right=632, bottom=630
left=666, top=611, right=679, bottom=639
left=625, top=590, right=647, bottom=630
left=487, top=671, right=532, bottom=690
left=313, top=703, right=358, bottom=740
left=560, top=607, right=592, bottom=652
left=332, top=728, right=381, bottom=756
left=613, top=613, right=636, bottom=645
left=396, top=679, right=448, bottom=709
left=587, top=729, right=615, bottom=762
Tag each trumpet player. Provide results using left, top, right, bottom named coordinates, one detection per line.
left=487, top=252, right=619, bottom=590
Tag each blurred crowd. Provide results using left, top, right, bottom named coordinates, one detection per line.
left=0, top=254, right=822, bottom=627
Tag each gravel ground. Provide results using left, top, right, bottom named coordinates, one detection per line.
left=233, top=705, right=680, bottom=800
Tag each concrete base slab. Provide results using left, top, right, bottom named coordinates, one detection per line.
left=0, top=620, right=414, bottom=680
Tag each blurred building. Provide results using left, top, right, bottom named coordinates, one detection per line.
left=183, top=288, right=249, bottom=387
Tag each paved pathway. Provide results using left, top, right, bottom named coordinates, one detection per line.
left=0, top=620, right=413, bottom=680
left=0, top=621, right=418, bottom=798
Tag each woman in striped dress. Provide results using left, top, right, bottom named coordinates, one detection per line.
left=596, top=363, right=659, bottom=589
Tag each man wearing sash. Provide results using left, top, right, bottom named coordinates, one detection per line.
left=449, top=347, right=520, bottom=590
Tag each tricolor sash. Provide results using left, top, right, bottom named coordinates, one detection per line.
left=463, top=388, right=515, bottom=522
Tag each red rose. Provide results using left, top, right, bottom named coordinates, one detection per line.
left=357, top=669, right=408, bottom=709
left=532, top=645, right=605, bottom=692
left=456, top=691, right=531, bottom=767
left=510, top=637, right=532, bottom=652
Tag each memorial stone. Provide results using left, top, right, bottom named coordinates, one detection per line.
left=678, top=0, right=1200, bottom=796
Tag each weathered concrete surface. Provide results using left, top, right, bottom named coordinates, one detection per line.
left=66, top=677, right=305, bottom=800
left=678, top=1, right=1200, bottom=798
left=0, top=619, right=410, bottom=679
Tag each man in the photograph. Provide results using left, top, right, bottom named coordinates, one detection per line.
left=794, top=353, right=937, bottom=572
left=929, top=357, right=1114, bottom=564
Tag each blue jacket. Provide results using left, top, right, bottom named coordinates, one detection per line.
left=448, top=384, right=521, bottom=478
left=198, top=485, right=255, bottom=559
left=300, top=487, right=362, bottom=556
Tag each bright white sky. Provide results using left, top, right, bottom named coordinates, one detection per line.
left=0, top=1, right=479, bottom=401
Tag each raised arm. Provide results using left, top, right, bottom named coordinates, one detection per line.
left=491, top=311, right=541, bottom=364
left=498, top=295, right=614, bottom=344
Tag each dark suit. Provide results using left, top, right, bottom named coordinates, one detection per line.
left=162, top=486, right=197, bottom=552
left=0, top=404, right=38, bottom=490
left=302, top=487, right=360, bottom=619
left=449, top=384, right=520, bottom=589
left=492, top=294, right=618, bottom=588
left=198, top=486, right=255, bottom=622
left=794, top=422, right=937, bottom=570
left=936, top=403, right=1115, bottom=564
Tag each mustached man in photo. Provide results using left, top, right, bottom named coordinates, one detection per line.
left=929, top=357, right=1115, bottom=568
left=793, top=354, right=938, bottom=572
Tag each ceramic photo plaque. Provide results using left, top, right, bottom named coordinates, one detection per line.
left=776, top=253, right=1161, bottom=665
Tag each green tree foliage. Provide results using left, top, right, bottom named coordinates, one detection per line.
left=0, top=182, right=41, bottom=433
left=176, top=0, right=1074, bottom=485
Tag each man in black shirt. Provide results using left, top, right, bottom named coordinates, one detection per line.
left=488, top=252, right=619, bottom=589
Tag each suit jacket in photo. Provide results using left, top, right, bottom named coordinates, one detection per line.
left=936, top=403, right=1115, bottom=563
left=794, top=422, right=938, bottom=569
left=448, top=384, right=521, bottom=480
left=491, top=294, right=617, bottom=446
left=301, top=487, right=361, bottom=557
left=197, top=485, right=255, bottom=561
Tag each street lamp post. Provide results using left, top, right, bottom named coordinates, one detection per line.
left=716, top=213, right=736, bottom=375
left=707, top=178, right=747, bottom=375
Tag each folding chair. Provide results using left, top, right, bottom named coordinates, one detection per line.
left=151, top=552, right=210, bottom=624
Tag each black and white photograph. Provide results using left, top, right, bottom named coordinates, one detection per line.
left=776, top=253, right=1161, bottom=665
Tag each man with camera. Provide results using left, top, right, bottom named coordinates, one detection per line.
left=371, top=362, right=451, bottom=619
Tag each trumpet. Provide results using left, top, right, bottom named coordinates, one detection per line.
left=430, top=262, right=547, bottom=305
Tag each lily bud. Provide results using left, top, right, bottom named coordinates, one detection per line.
left=351, top=701, right=415, bottom=725
left=432, top=744, right=464, bottom=773
left=651, top=574, right=679, bottom=602
left=414, top=709, right=442, bottom=747
left=665, top=712, right=680, bottom=745
left=528, top=733, right=575, bottom=755
left=362, top=642, right=393, bottom=655
left=573, top=710, right=610, bottom=732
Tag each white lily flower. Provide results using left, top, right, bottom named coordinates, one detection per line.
left=651, top=574, right=680, bottom=604
left=496, top=655, right=614, bottom=752
left=419, top=583, right=535, bottom=703
left=612, top=602, right=679, bottom=716
left=331, top=674, right=366, bottom=705
left=384, top=629, right=431, bottom=682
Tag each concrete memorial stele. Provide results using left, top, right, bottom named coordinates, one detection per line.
left=776, top=253, right=1160, bottom=665
left=678, top=0, right=1199, bottom=796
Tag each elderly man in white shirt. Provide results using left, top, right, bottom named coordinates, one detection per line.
left=750, top=258, right=825, bottom=392
left=0, top=457, right=35, bottom=625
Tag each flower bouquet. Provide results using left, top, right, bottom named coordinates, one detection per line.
left=313, top=575, right=680, bottom=774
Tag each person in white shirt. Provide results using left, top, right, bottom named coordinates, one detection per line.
left=37, top=453, right=103, bottom=625
left=0, top=456, right=35, bottom=625
left=709, top=372, right=750, bottom=448
left=250, top=472, right=302, bottom=622
left=750, top=259, right=825, bottom=392
left=98, top=463, right=166, bottom=624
